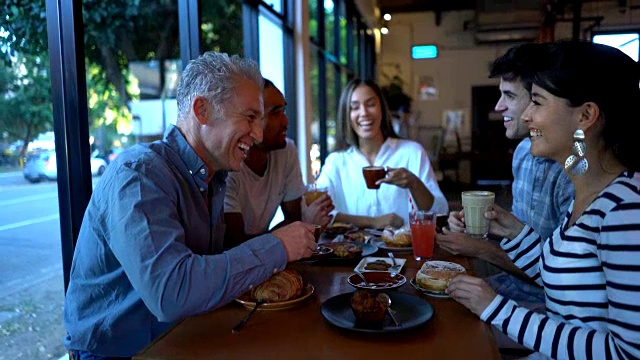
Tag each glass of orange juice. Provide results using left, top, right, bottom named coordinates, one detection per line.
left=410, top=211, right=436, bottom=261
left=304, top=184, right=328, bottom=206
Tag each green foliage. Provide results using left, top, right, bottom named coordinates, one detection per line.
left=381, top=78, right=412, bottom=112
left=0, top=55, right=53, bottom=157
left=1, top=0, right=49, bottom=57
left=0, top=0, right=243, bottom=154
left=380, top=64, right=412, bottom=112
left=201, top=0, right=243, bottom=55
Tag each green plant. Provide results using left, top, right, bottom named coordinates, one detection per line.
left=381, top=76, right=412, bottom=112
left=379, top=63, right=412, bottom=112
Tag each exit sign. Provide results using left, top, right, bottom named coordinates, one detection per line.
left=412, top=45, right=438, bottom=59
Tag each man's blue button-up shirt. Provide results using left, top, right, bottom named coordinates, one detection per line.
left=64, top=125, right=287, bottom=357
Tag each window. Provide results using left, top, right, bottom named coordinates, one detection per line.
left=308, top=0, right=375, bottom=165
left=593, top=33, right=639, bottom=61
left=259, top=13, right=286, bottom=91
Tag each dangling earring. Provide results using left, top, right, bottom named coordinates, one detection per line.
left=564, top=129, right=588, bottom=176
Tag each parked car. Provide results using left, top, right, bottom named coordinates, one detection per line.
left=23, top=151, right=108, bottom=183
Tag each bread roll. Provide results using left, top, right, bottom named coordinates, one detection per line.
left=251, top=269, right=304, bottom=303
left=381, top=226, right=412, bottom=247
left=416, top=261, right=466, bottom=293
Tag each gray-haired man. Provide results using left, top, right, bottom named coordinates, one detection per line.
left=64, top=52, right=317, bottom=359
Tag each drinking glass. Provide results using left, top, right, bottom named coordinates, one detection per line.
left=461, top=191, right=495, bottom=238
left=304, top=184, right=328, bottom=206
left=410, top=211, right=436, bottom=261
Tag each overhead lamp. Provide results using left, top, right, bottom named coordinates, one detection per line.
left=381, top=27, right=389, bottom=35
left=383, top=13, right=391, bottom=21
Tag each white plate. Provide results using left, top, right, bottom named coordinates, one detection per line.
left=410, top=278, right=450, bottom=299
left=354, top=257, right=406, bottom=273
left=369, top=237, right=413, bottom=254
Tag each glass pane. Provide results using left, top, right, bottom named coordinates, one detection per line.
left=352, top=20, right=360, bottom=76
left=326, top=62, right=337, bottom=153
left=309, top=49, right=321, bottom=176
left=593, top=33, right=639, bottom=61
left=259, top=15, right=286, bottom=93
left=262, top=0, right=283, bottom=13
left=339, top=2, right=347, bottom=65
left=0, top=51, right=65, bottom=359
left=324, top=0, right=335, bottom=53
left=341, top=68, right=348, bottom=88
left=201, top=0, right=243, bottom=54
left=309, top=0, right=318, bottom=42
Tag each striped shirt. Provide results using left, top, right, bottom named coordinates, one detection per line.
left=483, top=171, right=640, bottom=359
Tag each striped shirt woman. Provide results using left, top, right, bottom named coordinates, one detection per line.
left=482, top=171, right=640, bottom=359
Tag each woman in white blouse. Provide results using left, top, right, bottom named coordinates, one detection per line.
left=447, top=42, right=640, bottom=359
left=315, top=79, right=448, bottom=229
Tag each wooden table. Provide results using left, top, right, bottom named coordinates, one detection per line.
left=135, top=247, right=499, bottom=360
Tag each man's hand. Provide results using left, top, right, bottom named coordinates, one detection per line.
left=271, top=222, right=317, bottom=261
left=484, top=204, right=525, bottom=240
left=301, top=194, right=334, bottom=228
left=447, top=210, right=466, bottom=233
left=447, top=274, right=497, bottom=316
left=436, top=228, right=488, bottom=256
left=371, top=213, right=404, bottom=229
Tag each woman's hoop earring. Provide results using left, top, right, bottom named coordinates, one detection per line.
left=564, top=129, right=588, bottom=176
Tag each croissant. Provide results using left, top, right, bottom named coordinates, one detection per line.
left=251, top=269, right=304, bottom=303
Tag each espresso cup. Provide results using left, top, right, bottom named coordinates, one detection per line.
left=461, top=191, right=495, bottom=238
left=362, top=166, right=387, bottom=189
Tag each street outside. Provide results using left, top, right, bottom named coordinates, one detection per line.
left=0, top=170, right=90, bottom=360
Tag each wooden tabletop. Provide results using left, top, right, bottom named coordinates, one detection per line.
left=135, top=246, right=499, bottom=360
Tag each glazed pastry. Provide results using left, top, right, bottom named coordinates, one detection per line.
left=416, top=261, right=466, bottom=293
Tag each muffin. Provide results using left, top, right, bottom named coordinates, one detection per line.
left=350, top=290, right=389, bottom=325
left=416, top=261, right=466, bottom=293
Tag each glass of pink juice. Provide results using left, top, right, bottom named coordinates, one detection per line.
left=410, top=211, right=436, bottom=261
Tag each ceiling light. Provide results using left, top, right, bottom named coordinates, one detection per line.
left=381, top=27, right=389, bottom=35
left=383, top=13, right=391, bottom=21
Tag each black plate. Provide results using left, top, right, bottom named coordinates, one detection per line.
left=321, top=291, right=434, bottom=333
left=322, top=242, right=378, bottom=262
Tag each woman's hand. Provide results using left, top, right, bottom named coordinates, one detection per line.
left=485, top=204, right=525, bottom=240
left=371, top=213, right=404, bottom=229
left=447, top=210, right=466, bottom=233
left=447, top=275, right=497, bottom=316
left=377, top=167, right=418, bottom=189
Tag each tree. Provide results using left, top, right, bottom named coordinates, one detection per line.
left=1, top=0, right=243, bottom=153
left=0, top=55, right=53, bottom=159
